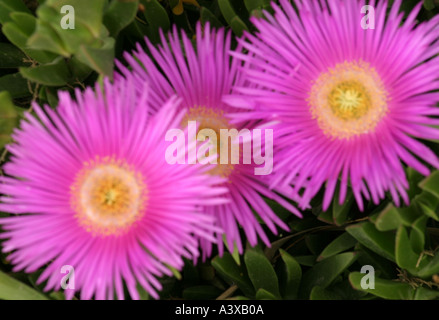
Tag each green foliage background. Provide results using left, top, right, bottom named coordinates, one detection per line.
left=0, top=0, right=439, bottom=300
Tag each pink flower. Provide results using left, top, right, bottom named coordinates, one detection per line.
left=0, top=75, right=227, bottom=300
left=117, top=23, right=302, bottom=258
left=230, top=0, right=439, bottom=211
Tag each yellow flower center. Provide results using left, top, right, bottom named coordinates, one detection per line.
left=309, top=60, right=388, bottom=140
left=70, top=157, right=147, bottom=236
left=183, top=106, right=236, bottom=178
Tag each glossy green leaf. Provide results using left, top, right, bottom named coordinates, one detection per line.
left=349, top=272, right=439, bottom=300
left=395, top=226, right=421, bottom=270
left=310, top=286, right=343, bottom=300
left=212, top=252, right=254, bottom=297
left=416, top=191, right=439, bottom=221
left=244, top=247, right=280, bottom=298
left=413, top=252, right=439, bottom=278
left=218, top=0, right=249, bottom=36
left=20, top=56, right=71, bottom=86
left=424, top=0, right=436, bottom=10
left=218, top=0, right=236, bottom=23
left=0, top=270, right=48, bottom=300
left=0, top=91, right=20, bottom=149
left=2, top=15, right=57, bottom=63
left=140, top=0, right=170, bottom=43
left=317, top=206, right=333, bottom=224
left=182, top=286, right=222, bottom=300
left=0, top=73, right=31, bottom=98
left=0, top=0, right=31, bottom=24
left=136, top=283, right=150, bottom=300
left=104, top=0, right=139, bottom=36
left=299, top=252, right=357, bottom=299
left=230, top=16, right=249, bottom=37
left=255, top=288, right=277, bottom=300
left=0, top=43, right=27, bottom=68
left=410, top=215, right=427, bottom=254
left=76, top=38, right=115, bottom=77
left=356, top=244, right=396, bottom=279
left=375, top=204, right=403, bottom=231
left=244, top=0, right=270, bottom=12
left=332, top=188, right=354, bottom=226
left=419, top=170, right=439, bottom=199
left=346, top=222, right=395, bottom=261
left=413, top=287, right=439, bottom=300
left=9, top=12, right=37, bottom=36
left=317, top=233, right=357, bottom=261
left=44, top=0, right=106, bottom=37
left=27, top=18, right=70, bottom=57
left=200, top=7, right=223, bottom=29
left=279, top=249, right=301, bottom=300
left=223, top=235, right=241, bottom=266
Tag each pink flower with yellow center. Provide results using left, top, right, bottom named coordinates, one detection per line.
left=230, top=0, right=439, bottom=211
left=0, top=76, right=227, bottom=299
left=117, top=23, right=302, bottom=257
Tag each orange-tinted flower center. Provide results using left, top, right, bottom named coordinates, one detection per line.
left=70, top=157, right=147, bottom=236
left=309, top=60, right=388, bottom=140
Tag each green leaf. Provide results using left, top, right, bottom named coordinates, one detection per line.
left=0, top=270, right=48, bottom=300
left=67, top=56, right=93, bottom=83
left=200, top=7, right=223, bottom=29
left=317, top=233, right=357, bottom=261
left=244, top=0, right=270, bottom=12
left=140, top=0, right=170, bottom=44
left=294, top=255, right=315, bottom=267
left=212, top=252, right=254, bottom=297
left=0, top=0, right=31, bottom=24
left=420, top=171, right=439, bottom=199
left=223, top=235, right=241, bottom=266
left=2, top=14, right=57, bottom=63
left=279, top=249, right=301, bottom=300
left=29, top=6, right=81, bottom=55
left=346, top=222, right=395, bottom=261
left=136, top=283, right=150, bottom=300
left=423, top=0, right=436, bottom=10
left=182, top=286, right=222, bottom=300
left=44, top=0, right=106, bottom=37
left=349, top=272, right=439, bottom=300
left=417, top=191, right=439, bottom=221
left=20, top=56, right=71, bottom=86
left=299, top=252, right=357, bottom=299
left=255, top=288, right=277, bottom=300
left=27, top=18, right=70, bottom=57
left=229, top=16, right=249, bottom=37
left=0, top=43, right=27, bottom=68
left=0, top=73, right=31, bottom=98
left=332, top=189, right=354, bottom=225
left=375, top=204, right=403, bottom=231
left=310, top=286, right=343, bottom=300
left=356, top=244, right=396, bottom=279
left=76, top=38, right=115, bottom=77
left=410, top=215, right=427, bottom=254
left=413, top=252, right=439, bottom=278
left=0, top=91, right=21, bottom=149
left=104, top=0, right=140, bottom=36
left=413, top=287, right=439, bottom=300
left=317, top=206, right=333, bottom=224
left=244, top=247, right=280, bottom=298
left=395, top=226, right=421, bottom=270
left=218, top=0, right=249, bottom=36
